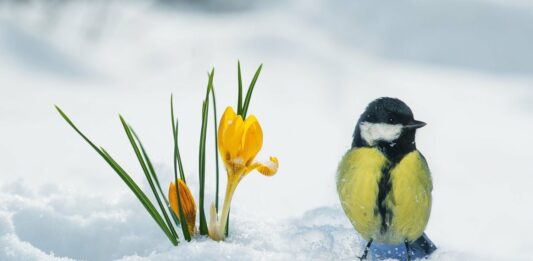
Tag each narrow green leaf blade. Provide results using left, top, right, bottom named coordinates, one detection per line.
left=132, top=129, right=168, bottom=205
left=241, top=64, right=263, bottom=118
left=55, top=106, right=178, bottom=246
left=210, top=85, right=220, bottom=212
left=102, top=148, right=178, bottom=246
left=171, top=95, right=187, bottom=183
left=175, top=119, right=186, bottom=183
left=237, top=61, right=243, bottom=115
left=130, top=127, right=179, bottom=240
left=198, top=69, right=214, bottom=235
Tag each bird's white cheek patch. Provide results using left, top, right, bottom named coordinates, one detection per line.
left=360, top=122, right=403, bottom=146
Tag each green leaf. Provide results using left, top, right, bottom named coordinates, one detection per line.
left=241, top=64, right=263, bottom=119
left=175, top=119, right=186, bottom=183
left=124, top=123, right=179, bottom=241
left=198, top=100, right=208, bottom=235
left=237, top=61, right=243, bottom=115
left=133, top=128, right=182, bottom=229
left=170, top=97, right=192, bottom=241
left=210, top=85, right=220, bottom=212
left=100, top=148, right=178, bottom=245
left=169, top=210, right=182, bottom=231
left=55, top=106, right=178, bottom=246
left=171, top=95, right=186, bottom=183
left=131, top=129, right=168, bottom=206
left=198, top=69, right=214, bottom=235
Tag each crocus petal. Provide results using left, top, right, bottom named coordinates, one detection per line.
left=169, top=179, right=197, bottom=235
left=247, top=156, right=279, bottom=176
left=241, top=115, right=263, bottom=166
left=218, top=107, right=237, bottom=160
left=223, top=114, right=245, bottom=163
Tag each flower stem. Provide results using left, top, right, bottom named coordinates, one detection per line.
left=219, top=176, right=239, bottom=233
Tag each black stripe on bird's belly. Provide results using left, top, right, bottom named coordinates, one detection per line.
left=376, top=162, right=394, bottom=234
left=373, top=133, right=417, bottom=234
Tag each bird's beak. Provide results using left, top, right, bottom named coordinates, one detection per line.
left=404, top=120, right=426, bottom=129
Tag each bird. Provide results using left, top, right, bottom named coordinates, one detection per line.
left=336, top=97, right=435, bottom=261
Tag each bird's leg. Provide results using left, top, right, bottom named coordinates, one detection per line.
left=359, top=239, right=373, bottom=260
left=404, top=240, right=412, bottom=261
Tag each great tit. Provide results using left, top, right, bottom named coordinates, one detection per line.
left=336, top=97, right=435, bottom=260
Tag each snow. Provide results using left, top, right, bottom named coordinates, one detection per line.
left=1, top=0, right=533, bottom=260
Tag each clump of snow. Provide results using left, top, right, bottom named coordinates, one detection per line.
left=0, top=196, right=74, bottom=261
left=0, top=180, right=173, bottom=260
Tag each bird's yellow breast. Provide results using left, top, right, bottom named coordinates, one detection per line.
left=337, top=147, right=386, bottom=241
left=337, top=147, right=432, bottom=244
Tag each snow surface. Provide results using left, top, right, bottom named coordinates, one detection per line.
left=1, top=0, right=533, bottom=260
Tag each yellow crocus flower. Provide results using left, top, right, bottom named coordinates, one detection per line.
left=169, top=179, right=197, bottom=235
left=209, top=106, right=278, bottom=241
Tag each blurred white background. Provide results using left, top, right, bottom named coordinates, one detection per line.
left=1, top=0, right=532, bottom=260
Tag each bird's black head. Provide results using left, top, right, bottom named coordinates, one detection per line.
left=352, top=97, right=426, bottom=163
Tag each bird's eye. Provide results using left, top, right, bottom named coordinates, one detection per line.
left=388, top=118, right=394, bottom=123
